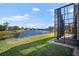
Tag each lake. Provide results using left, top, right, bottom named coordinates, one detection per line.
left=9, top=30, right=49, bottom=39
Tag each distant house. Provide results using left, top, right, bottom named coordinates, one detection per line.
left=8, top=26, right=15, bottom=31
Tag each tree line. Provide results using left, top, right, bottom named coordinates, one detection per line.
left=0, top=22, right=25, bottom=31
left=0, top=22, right=54, bottom=32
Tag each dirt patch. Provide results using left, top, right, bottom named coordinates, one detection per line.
left=0, top=48, right=3, bottom=50
left=7, top=40, right=19, bottom=45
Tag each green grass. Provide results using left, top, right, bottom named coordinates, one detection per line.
left=0, top=33, right=73, bottom=56
left=0, top=30, right=26, bottom=36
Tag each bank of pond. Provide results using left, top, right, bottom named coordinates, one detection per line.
left=0, top=30, right=49, bottom=40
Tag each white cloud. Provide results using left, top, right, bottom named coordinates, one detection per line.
left=32, top=8, right=40, bottom=11
left=1, top=14, right=29, bottom=21
left=12, top=15, right=26, bottom=19
left=49, top=9, right=54, bottom=12
left=65, top=3, right=70, bottom=5
left=25, top=14, right=29, bottom=16
left=25, top=23, right=49, bottom=29
left=49, top=9, right=54, bottom=15
left=52, top=19, right=54, bottom=22
left=0, top=20, right=4, bottom=24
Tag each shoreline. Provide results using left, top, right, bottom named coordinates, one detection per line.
left=0, top=30, right=53, bottom=40
left=6, top=32, right=54, bottom=41
left=0, top=30, right=26, bottom=40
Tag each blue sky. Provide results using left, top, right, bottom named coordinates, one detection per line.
left=0, top=3, right=69, bottom=29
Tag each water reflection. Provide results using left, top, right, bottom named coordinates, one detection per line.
left=14, top=30, right=48, bottom=39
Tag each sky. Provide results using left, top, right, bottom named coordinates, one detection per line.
left=0, top=3, right=70, bottom=29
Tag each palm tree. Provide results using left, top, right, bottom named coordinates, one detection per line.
left=3, top=22, right=9, bottom=30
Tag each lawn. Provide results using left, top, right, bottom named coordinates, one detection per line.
left=0, top=33, right=73, bottom=56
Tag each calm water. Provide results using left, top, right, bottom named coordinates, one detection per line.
left=10, top=30, right=48, bottom=39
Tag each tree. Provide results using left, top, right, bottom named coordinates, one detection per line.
left=13, top=26, right=20, bottom=30
left=65, top=23, right=73, bottom=34
left=0, top=24, right=5, bottom=31
left=21, top=27, right=24, bottom=30
left=48, top=26, right=54, bottom=32
left=3, top=22, right=9, bottom=30
left=0, top=22, right=9, bottom=31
